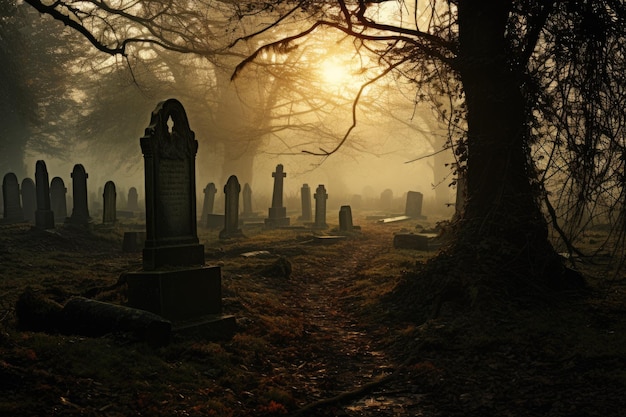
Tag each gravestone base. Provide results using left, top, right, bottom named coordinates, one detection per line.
left=264, top=217, right=290, bottom=228
left=126, top=266, right=222, bottom=321
left=35, top=210, right=54, bottom=229
left=142, top=244, right=205, bottom=270
left=173, top=314, right=237, bottom=340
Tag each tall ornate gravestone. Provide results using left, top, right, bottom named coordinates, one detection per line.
left=125, top=99, right=229, bottom=327
left=313, top=184, right=328, bottom=229
left=201, top=182, right=217, bottom=219
left=127, top=187, right=140, bottom=211
left=405, top=191, right=424, bottom=218
left=299, top=183, right=312, bottom=222
left=339, top=205, right=353, bottom=232
left=21, top=178, right=36, bottom=223
left=35, top=160, right=55, bottom=229
left=2, top=173, right=23, bottom=223
left=219, top=175, right=244, bottom=239
left=69, top=164, right=91, bottom=226
left=102, top=181, right=117, bottom=224
left=50, top=177, right=68, bottom=222
left=241, top=183, right=253, bottom=218
left=264, top=164, right=290, bottom=227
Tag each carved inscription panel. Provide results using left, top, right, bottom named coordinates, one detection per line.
left=157, top=158, right=192, bottom=238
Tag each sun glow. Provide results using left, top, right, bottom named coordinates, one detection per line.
left=320, top=58, right=350, bottom=86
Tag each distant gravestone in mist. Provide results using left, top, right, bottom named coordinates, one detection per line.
left=299, top=183, right=312, bottom=222
left=127, top=187, right=140, bottom=211
left=405, top=191, right=424, bottom=218
left=69, top=164, right=90, bottom=226
left=35, top=160, right=55, bottom=229
left=202, top=182, right=217, bottom=219
left=265, top=164, right=290, bottom=227
left=241, top=183, right=253, bottom=218
left=2, top=173, right=23, bottom=223
left=21, top=178, right=36, bottom=223
left=219, top=175, right=244, bottom=239
left=125, top=98, right=227, bottom=325
left=380, top=188, right=393, bottom=212
left=50, top=177, right=68, bottom=222
left=102, top=181, right=117, bottom=224
left=339, top=205, right=353, bottom=232
left=313, top=184, right=328, bottom=229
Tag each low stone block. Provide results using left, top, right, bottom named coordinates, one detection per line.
left=393, top=233, right=439, bottom=251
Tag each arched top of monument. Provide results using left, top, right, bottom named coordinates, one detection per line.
left=140, top=98, right=198, bottom=160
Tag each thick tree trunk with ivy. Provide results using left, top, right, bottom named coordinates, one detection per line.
left=452, top=0, right=577, bottom=292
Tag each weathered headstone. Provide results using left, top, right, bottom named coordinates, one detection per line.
left=2, top=173, right=23, bottom=223
left=219, top=175, right=244, bottom=239
left=380, top=188, right=393, bottom=212
left=313, top=184, right=328, bottom=229
left=241, top=183, right=254, bottom=218
left=50, top=177, right=68, bottom=222
left=127, top=187, right=140, bottom=211
left=35, top=160, right=55, bottom=229
left=21, top=178, right=36, bottom=223
left=265, top=164, right=290, bottom=227
left=69, top=164, right=91, bottom=226
left=299, top=183, right=312, bottom=222
left=201, top=182, right=217, bottom=220
left=339, top=205, right=353, bottom=232
left=125, top=99, right=228, bottom=326
left=102, top=181, right=117, bottom=224
left=405, top=191, right=424, bottom=218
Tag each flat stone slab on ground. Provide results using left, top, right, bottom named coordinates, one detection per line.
left=240, top=250, right=272, bottom=258
left=378, top=215, right=412, bottom=223
left=312, top=235, right=348, bottom=244
left=393, top=232, right=440, bottom=251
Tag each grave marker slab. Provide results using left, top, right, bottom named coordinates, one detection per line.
left=102, top=181, right=117, bottom=224
left=299, top=183, right=312, bottom=222
left=339, top=205, right=353, bottom=232
left=2, top=173, right=23, bottom=223
left=69, top=164, right=91, bottom=226
left=35, top=160, right=55, bottom=229
left=50, top=177, right=68, bottom=223
left=219, top=175, right=244, bottom=239
left=405, top=191, right=425, bottom=218
left=313, top=184, right=328, bottom=229
left=127, top=187, right=140, bottom=211
left=21, top=178, right=36, bottom=223
left=201, top=182, right=217, bottom=220
left=241, top=183, right=254, bottom=218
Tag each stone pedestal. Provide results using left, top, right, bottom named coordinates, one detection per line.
left=126, top=266, right=222, bottom=321
left=142, top=243, right=205, bottom=271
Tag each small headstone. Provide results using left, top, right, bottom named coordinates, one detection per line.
left=2, top=173, right=23, bottom=223
left=241, top=183, right=254, bottom=218
left=313, top=184, right=328, bottom=229
left=201, top=182, right=217, bottom=220
left=299, top=183, right=312, bottom=222
left=21, top=178, right=36, bottom=223
left=405, top=191, right=424, bottom=218
left=219, top=175, right=244, bottom=239
left=339, top=205, right=353, bottom=232
left=102, top=181, right=117, bottom=224
left=265, top=164, right=290, bottom=227
left=50, top=177, right=68, bottom=222
left=69, top=164, right=91, bottom=226
left=127, top=187, right=140, bottom=211
left=35, top=160, right=55, bottom=229
left=380, top=188, right=393, bottom=212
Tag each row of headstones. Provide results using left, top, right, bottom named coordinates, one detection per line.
left=2, top=163, right=142, bottom=227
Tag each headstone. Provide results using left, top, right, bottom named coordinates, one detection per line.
left=2, top=173, right=23, bottom=223
left=405, top=191, right=424, bottom=218
left=241, top=183, right=254, bottom=218
left=201, top=182, right=217, bottom=219
left=125, top=99, right=229, bottom=327
left=50, top=177, right=68, bottom=222
left=339, top=205, right=353, bottom=232
left=69, top=164, right=91, bottom=226
left=34, top=160, right=55, bottom=229
left=21, top=178, right=36, bottom=223
left=264, top=164, right=290, bottom=227
left=380, top=188, right=393, bottom=212
left=219, top=175, right=244, bottom=239
left=102, top=181, right=117, bottom=224
left=127, top=187, right=140, bottom=211
left=313, top=184, right=328, bottom=229
left=299, top=183, right=312, bottom=222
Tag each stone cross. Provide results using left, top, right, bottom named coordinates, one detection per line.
left=69, top=164, right=90, bottom=226
left=241, top=183, right=253, bottom=218
left=405, top=191, right=424, bottom=218
left=265, top=164, right=290, bottom=227
left=201, top=182, right=217, bottom=219
left=102, top=180, right=117, bottom=224
left=339, top=205, right=353, bottom=232
left=139, top=98, right=204, bottom=270
left=127, top=187, right=140, bottom=211
left=21, top=178, right=36, bottom=223
left=299, top=183, right=312, bottom=222
left=314, top=184, right=328, bottom=229
left=35, top=160, right=55, bottom=229
left=50, top=177, right=67, bottom=222
left=219, top=175, right=244, bottom=239
left=2, top=173, right=23, bottom=223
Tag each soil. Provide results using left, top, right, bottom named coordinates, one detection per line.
left=1, top=217, right=625, bottom=416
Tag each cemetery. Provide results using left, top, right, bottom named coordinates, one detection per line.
left=0, top=99, right=625, bottom=416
